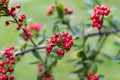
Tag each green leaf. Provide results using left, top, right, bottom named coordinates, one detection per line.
left=38, top=39, right=45, bottom=45
left=30, top=61, right=39, bottom=65
left=92, top=65, right=98, bottom=74
left=67, top=59, right=77, bottom=62
left=77, top=49, right=86, bottom=59
left=20, top=43, right=27, bottom=50
left=52, top=24, right=59, bottom=34
left=56, top=3, right=64, bottom=19
left=114, top=42, right=120, bottom=46
left=32, top=51, right=42, bottom=60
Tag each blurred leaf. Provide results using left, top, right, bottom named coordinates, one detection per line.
left=99, top=75, right=105, bottom=80
left=95, top=59, right=104, bottom=63
left=86, top=45, right=90, bottom=53
left=38, top=39, right=45, bottom=45
left=114, top=33, right=120, bottom=38
left=57, top=54, right=64, bottom=60
left=102, top=53, right=113, bottom=60
left=20, top=43, right=27, bottom=50
left=56, top=3, right=64, bottom=19
left=114, top=42, right=120, bottom=46
left=92, top=65, right=98, bottom=74
left=67, top=59, right=77, bottom=62
left=30, top=61, right=39, bottom=65
left=32, top=51, right=42, bottom=60
left=52, top=24, right=59, bottom=34
left=77, top=49, right=86, bottom=59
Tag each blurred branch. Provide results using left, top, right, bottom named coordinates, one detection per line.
left=0, top=45, right=46, bottom=59
left=84, top=29, right=120, bottom=38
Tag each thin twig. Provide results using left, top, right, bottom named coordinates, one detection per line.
left=84, top=29, right=120, bottom=38
left=0, top=45, right=46, bottom=59
left=22, top=28, right=37, bottom=47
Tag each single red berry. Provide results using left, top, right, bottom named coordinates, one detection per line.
left=10, top=60, right=15, bottom=64
left=1, top=0, right=6, bottom=3
left=7, top=9, right=11, bottom=15
left=47, top=10, right=53, bottom=16
left=0, top=61, right=4, bottom=66
left=5, top=58, right=10, bottom=63
left=16, top=4, right=21, bottom=9
left=89, top=72, right=94, bottom=77
left=10, top=76, right=15, bottom=80
left=5, top=20, right=9, bottom=26
left=11, top=12, right=16, bottom=17
left=11, top=6, right=16, bottom=11
left=2, top=69, right=6, bottom=74
left=50, top=4, right=55, bottom=9
left=19, top=17, right=23, bottom=22
left=84, top=78, right=89, bottom=80
left=23, top=36, right=28, bottom=41
left=2, top=74, right=8, bottom=80
left=21, top=14, right=26, bottom=19
left=8, top=67, right=14, bottom=72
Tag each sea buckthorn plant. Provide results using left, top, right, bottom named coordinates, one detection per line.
left=0, top=0, right=120, bottom=80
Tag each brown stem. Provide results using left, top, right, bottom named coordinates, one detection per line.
left=22, top=28, right=37, bottom=47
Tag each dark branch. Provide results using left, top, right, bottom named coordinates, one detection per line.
left=84, top=29, right=120, bottom=38
left=14, top=45, right=46, bottom=56
left=0, top=45, right=46, bottom=59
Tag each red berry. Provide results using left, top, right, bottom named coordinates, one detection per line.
left=5, top=20, right=9, bottom=26
left=10, top=60, right=15, bottom=64
left=1, top=0, right=6, bottom=3
left=2, top=75, right=8, bottom=80
left=50, top=4, right=55, bottom=9
left=2, top=69, right=6, bottom=74
left=11, top=6, right=16, bottom=11
left=11, top=12, right=16, bottom=17
left=10, top=76, right=15, bottom=80
left=16, top=4, right=21, bottom=9
left=21, top=14, right=26, bottom=19
left=47, top=10, right=53, bottom=16
left=0, top=61, right=4, bottom=66
left=8, top=67, right=14, bottom=72
left=7, top=9, right=11, bottom=15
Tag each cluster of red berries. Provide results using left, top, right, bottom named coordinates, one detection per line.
left=91, top=5, right=110, bottom=30
left=38, top=63, right=54, bottom=80
left=64, top=6, right=73, bottom=15
left=0, top=46, right=15, bottom=80
left=47, top=4, right=56, bottom=16
left=46, top=32, right=73, bottom=56
left=16, top=14, right=27, bottom=30
left=5, top=4, right=21, bottom=26
left=22, top=23, right=43, bottom=41
left=47, top=4, right=73, bottom=16
left=84, top=72, right=99, bottom=80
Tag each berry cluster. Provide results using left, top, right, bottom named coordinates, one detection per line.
left=21, top=23, right=43, bottom=41
left=91, top=5, right=110, bottom=30
left=16, top=14, right=27, bottom=30
left=0, top=46, right=15, bottom=80
left=38, top=63, right=54, bottom=80
left=47, top=4, right=56, bottom=16
left=47, top=4, right=73, bottom=16
left=84, top=72, right=99, bottom=80
left=46, top=32, right=73, bottom=56
left=5, top=4, right=21, bottom=26
left=64, top=6, right=73, bottom=15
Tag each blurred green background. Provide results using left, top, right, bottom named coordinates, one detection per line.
left=0, top=0, right=120, bottom=80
